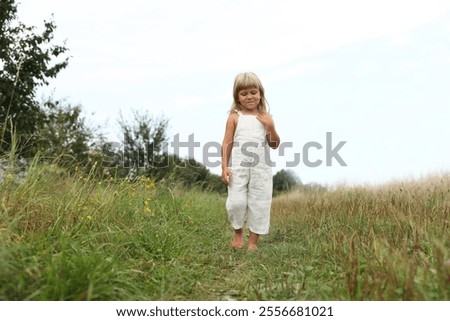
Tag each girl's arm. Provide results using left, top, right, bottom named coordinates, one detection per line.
left=221, top=113, right=237, bottom=185
left=257, top=113, right=280, bottom=149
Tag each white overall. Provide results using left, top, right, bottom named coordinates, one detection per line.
left=226, top=111, right=273, bottom=235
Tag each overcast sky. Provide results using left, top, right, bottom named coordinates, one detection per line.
left=17, top=0, right=450, bottom=186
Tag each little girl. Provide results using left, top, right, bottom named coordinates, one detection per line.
left=221, top=72, right=280, bottom=250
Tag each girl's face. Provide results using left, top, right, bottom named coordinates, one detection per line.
left=238, top=87, right=261, bottom=112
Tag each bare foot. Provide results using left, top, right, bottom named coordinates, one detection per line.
left=248, top=231, right=259, bottom=251
left=231, top=229, right=243, bottom=249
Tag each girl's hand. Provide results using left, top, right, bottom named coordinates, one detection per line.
left=256, top=113, right=275, bottom=131
left=221, top=167, right=232, bottom=186
left=257, top=113, right=281, bottom=149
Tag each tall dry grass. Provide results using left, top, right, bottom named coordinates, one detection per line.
left=270, top=174, right=450, bottom=300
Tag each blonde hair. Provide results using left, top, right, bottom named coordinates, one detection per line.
left=229, top=72, right=269, bottom=114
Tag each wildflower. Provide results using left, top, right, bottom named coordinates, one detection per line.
left=145, top=178, right=155, bottom=190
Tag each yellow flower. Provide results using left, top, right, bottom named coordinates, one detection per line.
left=141, top=177, right=155, bottom=190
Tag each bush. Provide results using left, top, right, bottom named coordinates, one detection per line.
left=273, top=169, right=301, bottom=194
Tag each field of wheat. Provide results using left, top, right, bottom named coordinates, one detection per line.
left=0, top=159, right=449, bottom=300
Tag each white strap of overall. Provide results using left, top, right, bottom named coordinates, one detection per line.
left=235, top=109, right=243, bottom=116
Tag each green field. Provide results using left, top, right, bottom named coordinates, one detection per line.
left=1, top=161, right=449, bottom=300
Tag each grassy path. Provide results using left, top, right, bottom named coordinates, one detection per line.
left=1, top=165, right=449, bottom=300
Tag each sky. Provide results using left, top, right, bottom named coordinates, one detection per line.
left=16, top=0, right=450, bottom=186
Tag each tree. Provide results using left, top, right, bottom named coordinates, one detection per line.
left=0, top=0, right=69, bottom=157
left=114, top=111, right=226, bottom=192
left=166, top=156, right=226, bottom=193
left=117, top=110, right=169, bottom=178
left=273, top=169, right=301, bottom=194
left=37, top=99, right=99, bottom=167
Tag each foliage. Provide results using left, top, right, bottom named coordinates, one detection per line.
left=273, top=169, right=301, bottom=194
left=116, top=109, right=169, bottom=178
left=0, top=0, right=69, bottom=157
left=1, top=158, right=449, bottom=300
left=36, top=99, right=100, bottom=167
left=113, top=110, right=225, bottom=192
left=164, top=156, right=226, bottom=193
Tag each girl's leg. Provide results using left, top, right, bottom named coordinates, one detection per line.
left=226, top=169, right=249, bottom=231
left=226, top=168, right=249, bottom=250
left=232, top=228, right=244, bottom=249
left=247, top=167, right=272, bottom=237
left=248, top=231, right=259, bottom=251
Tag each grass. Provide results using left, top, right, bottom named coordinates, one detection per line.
left=0, top=158, right=449, bottom=300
